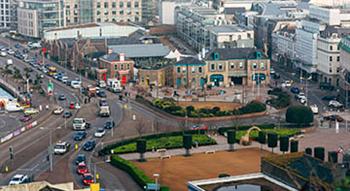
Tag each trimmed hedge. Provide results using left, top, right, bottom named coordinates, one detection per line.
left=99, top=130, right=209, bottom=156
left=286, top=105, right=314, bottom=125
left=113, top=134, right=216, bottom=154
left=266, top=88, right=291, bottom=109
left=217, top=124, right=275, bottom=135
left=110, top=155, right=170, bottom=191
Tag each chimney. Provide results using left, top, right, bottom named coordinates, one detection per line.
left=120, top=53, right=125, bottom=62
left=201, top=47, right=206, bottom=59
left=198, top=53, right=202, bottom=61
left=108, top=48, right=113, bottom=54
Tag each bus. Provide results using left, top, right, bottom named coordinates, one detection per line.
left=48, top=66, right=57, bottom=76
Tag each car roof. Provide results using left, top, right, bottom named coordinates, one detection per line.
left=13, top=174, right=25, bottom=178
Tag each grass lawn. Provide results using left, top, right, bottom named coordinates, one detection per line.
left=235, top=128, right=300, bottom=141
left=113, top=134, right=216, bottom=154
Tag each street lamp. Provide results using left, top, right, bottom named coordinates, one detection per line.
left=39, top=126, right=61, bottom=172
left=153, top=173, right=160, bottom=191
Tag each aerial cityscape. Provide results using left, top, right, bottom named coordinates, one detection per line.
left=1, top=0, right=350, bottom=190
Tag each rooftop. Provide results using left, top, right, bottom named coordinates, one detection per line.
left=108, top=44, right=171, bottom=58
left=176, top=57, right=206, bottom=65
left=205, top=48, right=266, bottom=60
left=206, top=25, right=251, bottom=34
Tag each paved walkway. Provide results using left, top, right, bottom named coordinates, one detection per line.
left=119, top=134, right=277, bottom=160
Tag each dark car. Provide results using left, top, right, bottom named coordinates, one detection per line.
left=323, top=115, right=344, bottom=122
left=73, top=131, right=87, bottom=141
left=75, top=154, right=86, bottom=165
left=83, top=140, right=96, bottom=151
left=322, top=95, right=338, bottom=101
left=104, top=120, right=115, bottom=129
left=20, top=115, right=32, bottom=122
left=97, top=90, right=107, bottom=98
left=290, top=87, right=300, bottom=94
left=320, top=82, right=335, bottom=91
left=63, top=111, right=72, bottom=118
left=58, top=94, right=66, bottom=101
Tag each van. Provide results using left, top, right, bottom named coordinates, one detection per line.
left=72, top=118, right=90, bottom=130
left=71, top=81, right=81, bottom=89
left=7, top=59, right=13, bottom=65
left=5, top=102, right=23, bottom=112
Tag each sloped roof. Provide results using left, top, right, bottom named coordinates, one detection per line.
left=176, top=57, right=205, bottom=65
left=108, top=44, right=170, bottom=58
left=205, top=48, right=266, bottom=60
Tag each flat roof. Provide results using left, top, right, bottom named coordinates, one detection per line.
left=108, top=44, right=170, bottom=58
left=206, top=25, right=251, bottom=34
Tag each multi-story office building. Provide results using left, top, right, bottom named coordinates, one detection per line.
left=159, top=0, right=191, bottom=25
left=271, top=24, right=296, bottom=67
left=17, top=0, right=65, bottom=38
left=0, top=0, right=13, bottom=30
left=64, top=0, right=142, bottom=26
left=339, top=36, right=350, bottom=106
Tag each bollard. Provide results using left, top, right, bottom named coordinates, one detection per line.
left=5, top=165, right=9, bottom=172
left=75, top=144, right=78, bottom=151
left=96, top=173, right=99, bottom=180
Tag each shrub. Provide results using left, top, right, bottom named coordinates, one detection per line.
left=267, top=88, right=290, bottom=109
left=286, top=106, right=314, bottom=125
left=237, top=101, right=266, bottom=114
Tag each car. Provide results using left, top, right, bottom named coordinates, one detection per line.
left=94, top=128, right=106, bottom=138
left=7, top=49, right=15, bottom=55
left=63, top=110, right=72, bottom=118
left=58, top=94, right=66, bottom=101
left=75, top=154, right=86, bottom=165
left=99, top=99, right=108, bottom=107
left=281, top=80, right=293, bottom=88
left=8, top=174, right=29, bottom=185
left=24, top=108, right=39, bottom=115
left=322, top=95, right=337, bottom=101
left=53, top=141, right=71, bottom=155
left=19, top=115, right=32, bottom=122
left=61, top=76, right=68, bottom=83
left=290, top=87, right=300, bottom=94
left=82, top=173, right=94, bottom=186
left=14, top=43, right=20, bottom=49
left=310, top=104, right=319, bottom=114
left=295, top=92, right=306, bottom=100
left=190, top=124, right=208, bottom=131
left=77, top=163, right=89, bottom=175
left=324, top=115, right=344, bottom=122
left=0, top=51, right=7, bottom=57
left=53, top=106, right=64, bottom=115
left=300, top=97, right=307, bottom=105
left=104, top=120, right=115, bottom=129
left=97, top=90, right=107, bottom=98
left=69, top=102, right=75, bottom=109
left=83, top=140, right=96, bottom=151
left=73, top=131, right=87, bottom=141
left=329, top=100, right=343, bottom=108
left=75, top=103, right=81, bottom=109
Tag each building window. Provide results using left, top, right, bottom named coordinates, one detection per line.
left=337, top=67, right=340, bottom=73
left=252, top=63, right=257, bottom=69
left=114, top=65, right=118, bottom=70
left=119, top=2, right=124, bottom=8
left=329, top=56, right=332, bottom=61
left=260, top=62, right=265, bottom=69
left=191, top=67, right=195, bottom=73
left=329, top=68, right=332, bottom=73
left=337, top=56, right=340, bottom=61
left=177, top=67, right=180, bottom=73
left=198, top=67, right=202, bottom=73
left=218, top=64, right=223, bottom=71
left=182, top=67, right=186, bottom=73
left=112, top=2, right=116, bottom=8
left=127, top=64, right=130, bottom=69
left=230, top=63, right=235, bottom=69
left=330, top=45, right=333, bottom=50
left=121, top=64, right=124, bottom=70
left=104, top=2, right=108, bottom=8
left=239, top=62, right=243, bottom=68
left=211, top=64, right=215, bottom=71
left=97, top=2, right=101, bottom=8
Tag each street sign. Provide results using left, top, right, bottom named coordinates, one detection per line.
left=48, top=81, right=54, bottom=96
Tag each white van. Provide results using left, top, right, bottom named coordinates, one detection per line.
left=71, top=81, right=81, bottom=89
left=72, top=118, right=90, bottom=130
left=7, top=59, right=13, bottom=65
left=5, top=102, right=23, bottom=112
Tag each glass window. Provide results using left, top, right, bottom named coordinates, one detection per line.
left=114, top=65, right=118, bottom=70
left=329, top=56, right=333, bottom=61
left=218, top=64, right=223, bottom=71
left=119, top=2, right=124, bottom=8
left=121, top=64, right=124, bottom=70
left=199, top=67, right=202, bottom=73
left=260, top=62, right=265, bottom=69
left=127, top=2, right=131, bottom=8
left=337, top=56, right=340, bottom=62
left=252, top=63, right=257, bottom=69
left=104, top=2, right=108, bottom=8
left=191, top=67, right=195, bottom=73
left=239, top=62, right=243, bottom=68
left=330, top=46, right=333, bottom=50
left=97, top=2, right=100, bottom=8
left=135, top=2, right=139, bottom=7
left=177, top=67, right=180, bottom=73
left=112, top=2, right=116, bottom=8
left=211, top=64, right=215, bottom=71
left=230, top=63, right=234, bottom=69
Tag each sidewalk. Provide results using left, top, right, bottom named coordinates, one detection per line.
left=119, top=135, right=278, bottom=160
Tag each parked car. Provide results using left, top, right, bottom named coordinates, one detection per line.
left=104, top=120, right=115, bottom=129
left=63, top=111, right=72, bottom=118
left=69, top=102, right=75, bottom=109
left=281, top=80, right=293, bottom=88
left=310, top=104, right=319, bottom=114
left=99, top=99, right=108, bottom=107
left=75, top=154, right=86, bottom=165
left=322, top=95, right=338, bottom=101
left=97, top=90, right=107, bottom=98
left=24, top=108, right=39, bottom=115
left=329, top=100, right=343, bottom=108
left=73, top=131, right=87, bottom=141
left=77, top=163, right=89, bottom=175
left=58, top=94, right=66, bottom=101
left=53, top=106, right=64, bottom=115
left=53, top=141, right=71, bottom=155
left=320, top=82, right=335, bottom=91
left=290, top=87, right=300, bottom=94
left=83, top=140, right=96, bottom=151
left=82, top=173, right=94, bottom=186
left=190, top=124, right=208, bottom=131
left=0, top=51, right=7, bottom=57
left=8, top=174, right=29, bottom=185
left=324, top=115, right=344, bottom=122
left=19, top=115, right=32, bottom=122
left=94, top=128, right=106, bottom=138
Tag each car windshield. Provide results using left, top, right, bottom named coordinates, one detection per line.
left=11, top=177, right=21, bottom=181
left=73, top=119, right=83, bottom=124
left=54, top=144, right=65, bottom=149
left=77, top=155, right=85, bottom=161
left=97, top=128, right=104, bottom=132
left=85, top=175, right=92, bottom=180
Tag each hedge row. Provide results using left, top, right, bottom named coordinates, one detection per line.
left=266, top=88, right=290, bottom=109
left=113, top=134, right=216, bottom=154
left=217, top=124, right=275, bottom=135
left=99, top=130, right=208, bottom=156
left=110, top=155, right=170, bottom=191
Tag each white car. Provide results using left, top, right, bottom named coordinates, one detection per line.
left=71, top=80, right=81, bottom=89
left=53, top=106, right=64, bottom=114
left=24, top=108, right=39, bottom=115
left=300, top=97, right=307, bottom=105
left=7, top=49, right=15, bottom=55
left=94, top=128, right=106, bottom=138
left=75, top=103, right=81, bottom=109
left=0, top=51, right=7, bottom=57
left=310, top=104, right=319, bottom=114
left=281, top=80, right=293, bottom=88
left=329, top=100, right=343, bottom=108
left=54, top=141, right=71, bottom=155
left=8, top=174, right=29, bottom=185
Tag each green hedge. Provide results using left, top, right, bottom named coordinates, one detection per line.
left=266, top=88, right=290, bottom=109
left=286, top=105, right=314, bottom=125
left=110, top=155, right=170, bottom=191
left=217, top=124, right=275, bottom=135
left=99, top=130, right=209, bottom=156
left=113, top=134, right=216, bottom=154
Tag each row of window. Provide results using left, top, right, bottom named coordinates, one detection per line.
left=176, top=66, right=203, bottom=73
left=114, top=63, right=130, bottom=70
left=96, top=2, right=138, bottom=8
left=329, top=56, right=340, bottom=62
left=209, top=62, right=265, bottom=71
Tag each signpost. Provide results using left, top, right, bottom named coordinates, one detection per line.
left=48, top=80, right=54, bottom=96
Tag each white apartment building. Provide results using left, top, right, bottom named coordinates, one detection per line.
left=0, top=0, right=11, bottom=29
left=64, top=0, right=142, bottom=26
left=17, top=0, right=65, bottom=38
left=158, top=0, right=191, bottom=25
left=271, top=24, right=296, bottom=66
left=338, top=36, right=350, bottom=105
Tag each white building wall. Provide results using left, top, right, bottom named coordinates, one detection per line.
left=0, top=0, right=11, bottom=29
left=17, top=8, right=39, bottom=38
left=309, top=5, right=340, bottom=25
left=295, top=28, right=318, bottom=66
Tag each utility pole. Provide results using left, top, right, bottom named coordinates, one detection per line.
left=49, top=129, right=53, bottom=172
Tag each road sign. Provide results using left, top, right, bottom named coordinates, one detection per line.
left=48, top=81, right=54, bottom=96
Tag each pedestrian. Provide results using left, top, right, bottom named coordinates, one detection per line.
left=88, top=96, right=91, bottom=103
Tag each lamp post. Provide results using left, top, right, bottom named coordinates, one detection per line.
left=153, top=173, right=160, bottom=191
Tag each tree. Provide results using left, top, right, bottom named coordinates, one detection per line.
left=183, top=134, right=192, bottom=156
left=314, top=147, right=325, bottom=161
left=186, top=105, right=195, bottom=116
left=290, top=140, right=299, bottom=153
left=285, top=106, right=314, bottom=126
left=305, top=147, right=312, bottom=155
left=258, top=131, right=266, bottom=150
left=267, top=133, right=278, bottom=153
left=136, top=139, right=147, bottom=162
left=227, top=130, right=236, bottom=151
left=279, top=136, right=289, bottom=154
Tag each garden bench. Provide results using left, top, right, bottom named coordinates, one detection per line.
left=205, top=150, right=216, bottom=154
left=157, top=149, right=167, bottom=153
left=160, top=155, right=171, bottom=159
